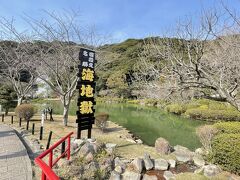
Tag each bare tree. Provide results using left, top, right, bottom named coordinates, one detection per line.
left=0, top=23, right=36, bottom=105
left=34, top=42, right=80, bottom=126
left=23, top=11, right=83, bottom=126
left=136, top=9, right=240, bottom=110
left=0, top=10, right=108, bottom=126
left=26, top=10, right=107, bottom=126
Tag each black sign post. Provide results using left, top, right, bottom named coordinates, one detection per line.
left=76, top=48, right=97, bottom=139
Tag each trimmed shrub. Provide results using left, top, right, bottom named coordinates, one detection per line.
left=184, top=102, right=200, bottom=110
left=211, top=133, right=240, bottom=174
left=196, top=125, right=218, bottom=152
left=0, top=85, right=17, bottom=115
left=95, top=112, right=109, bottom=132
left=143, top=99, right=159, bottom=106
left=127, top=100, right=140, bottom=104
left=185, top=108, right=240, bottom=121
left=15, top=104, right=35, bottom=121
left=165, top=104, right=186, bottom=115
left=213, top=122, right=240, bottom=134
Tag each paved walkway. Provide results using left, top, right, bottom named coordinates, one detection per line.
left=0, top=125, right=32, bottom=180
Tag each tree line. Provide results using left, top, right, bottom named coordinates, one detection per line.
left=0, top=2, right=239, bottom=127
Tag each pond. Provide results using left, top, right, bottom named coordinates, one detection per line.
left=96, top=103, right=207, bottom=150
left=39, top=100, right=207, bottom=150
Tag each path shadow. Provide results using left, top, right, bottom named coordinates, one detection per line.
left=14, top=129, right=38, bottom=160
left=0, top=130, right=15, bottom=138
left=0, top=149, right=27, bottom=159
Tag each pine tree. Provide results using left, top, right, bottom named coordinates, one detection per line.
left=0, top=85, right=17, bottom=115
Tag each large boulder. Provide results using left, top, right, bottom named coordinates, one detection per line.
left=155, top=137, right=171, bottom=154
left=73, top=139, right=85, bottom=147
left=203, top=164, right=221, bottom=177
left=174, top=145, right=190, bottom=152
left=154, top=158, right=169, bottom=170
left=109, top=171, right=121, bottom=180
left=85, top=152, right=94, bottom=163
left=100, top=157, right=114, bottom=172
left=168, top=159, right=176, bottom=168
left=91, top=141, right=104, bottom=153
left=114, top=166, right=123, bottom=174
left=79, top=142, right=95, bottom=157
left=143, top=153, right=154, bottom=170
left=106, top=143, right=117, bottom=155
left=130, top=158, right=143, bottom=173
left=173, top=145, right=193, bottom=162
left=193, top=154, right=205, bottom=167
left=114, top=157, right=126, bottom=170
left=122, top=171, right=141, bottom=180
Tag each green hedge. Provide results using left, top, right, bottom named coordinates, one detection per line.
left=185, top=108, right=240, bottom=121
left=214, top=122, right=240, bottom=134
left=211, top=133, right=240, bottom=174
left=165, top=104, right=186, bottom=115
left=163, top=99, right=240, bottom=121
left=96, top=97, right=127, bottom=103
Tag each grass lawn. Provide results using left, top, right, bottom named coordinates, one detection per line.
left=4, top=113, right=161, bottom=158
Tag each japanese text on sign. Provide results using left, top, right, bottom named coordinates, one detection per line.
left=76, top=48, right=96, bottom=138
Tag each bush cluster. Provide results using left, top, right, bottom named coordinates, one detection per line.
left=213, top=122, right=240, bottom=134
left=202, top=121, right=240, bottom=175
left=96, top=97, right=127, bottom=103
left=15, top=104, right=35, bottom=121
left=143, top=99, right=159, bottom=106
left=165, top=104, right=186, bottom=115
left=95, top=112, right=109, bottom=132
left=185, top=108, right=240, bottom=121
left=211, top=133, right=240, bottom=174
left=164, top=99, right=240, bottom=121
left=127, top=99, right=141, bottom=104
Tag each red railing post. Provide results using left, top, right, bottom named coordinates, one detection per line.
left=41, top=172, right=46, bottom=180
left=35, top=132, right=73, bottom=180
left=49, top=151, right=53, bottom=168
left=67, top=136, right=71, bottom=160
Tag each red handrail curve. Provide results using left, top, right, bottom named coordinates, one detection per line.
left=35, top=132, right=74, bottom=180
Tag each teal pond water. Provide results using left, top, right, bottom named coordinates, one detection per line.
left=96, top=103, right=208, bottom=150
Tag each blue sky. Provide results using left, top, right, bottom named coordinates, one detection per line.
left=0, top=0, right=238, bottom=43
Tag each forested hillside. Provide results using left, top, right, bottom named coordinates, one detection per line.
left=96, top=35, right=240, bottom=113
left=96, top=38, right=144, bottom=97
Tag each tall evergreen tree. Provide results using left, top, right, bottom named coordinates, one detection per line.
left=0, top=85, right=17, bottom=115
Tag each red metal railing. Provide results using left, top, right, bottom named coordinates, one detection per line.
left=35, top=132, right=74, bottom=180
